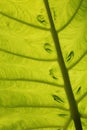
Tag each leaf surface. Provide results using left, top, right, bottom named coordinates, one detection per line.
left=0, top=0, right=87, bottom=129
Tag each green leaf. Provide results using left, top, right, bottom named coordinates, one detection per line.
left=0, top=0, right=87, bottom=130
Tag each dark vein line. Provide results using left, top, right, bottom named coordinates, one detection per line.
left=68, top=51, right=87, bottom=70
left=0, top=78, right=63, bottom=88
left=0, top=48, right=56, bottom=62
left=44, top=0, right=82, bottom=130
left=0, top=11, right=50, bottom=31
left=0, top=46, right=86, bottom=65
left=0, top=106, right=69, bottom=111
left=57, top=0, right=83, bottom=32
left=77, top=91, right=87, bottom=103
left=80, top=113, right=87, bottom=119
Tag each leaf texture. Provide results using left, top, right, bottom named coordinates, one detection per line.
left=0, top=0, right=87, bottom=130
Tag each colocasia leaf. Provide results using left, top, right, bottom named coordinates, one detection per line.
left=0, top=0, right=87, bottom=130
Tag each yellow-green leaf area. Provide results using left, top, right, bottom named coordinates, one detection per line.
left=0, top=0, right=87, bottom=130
